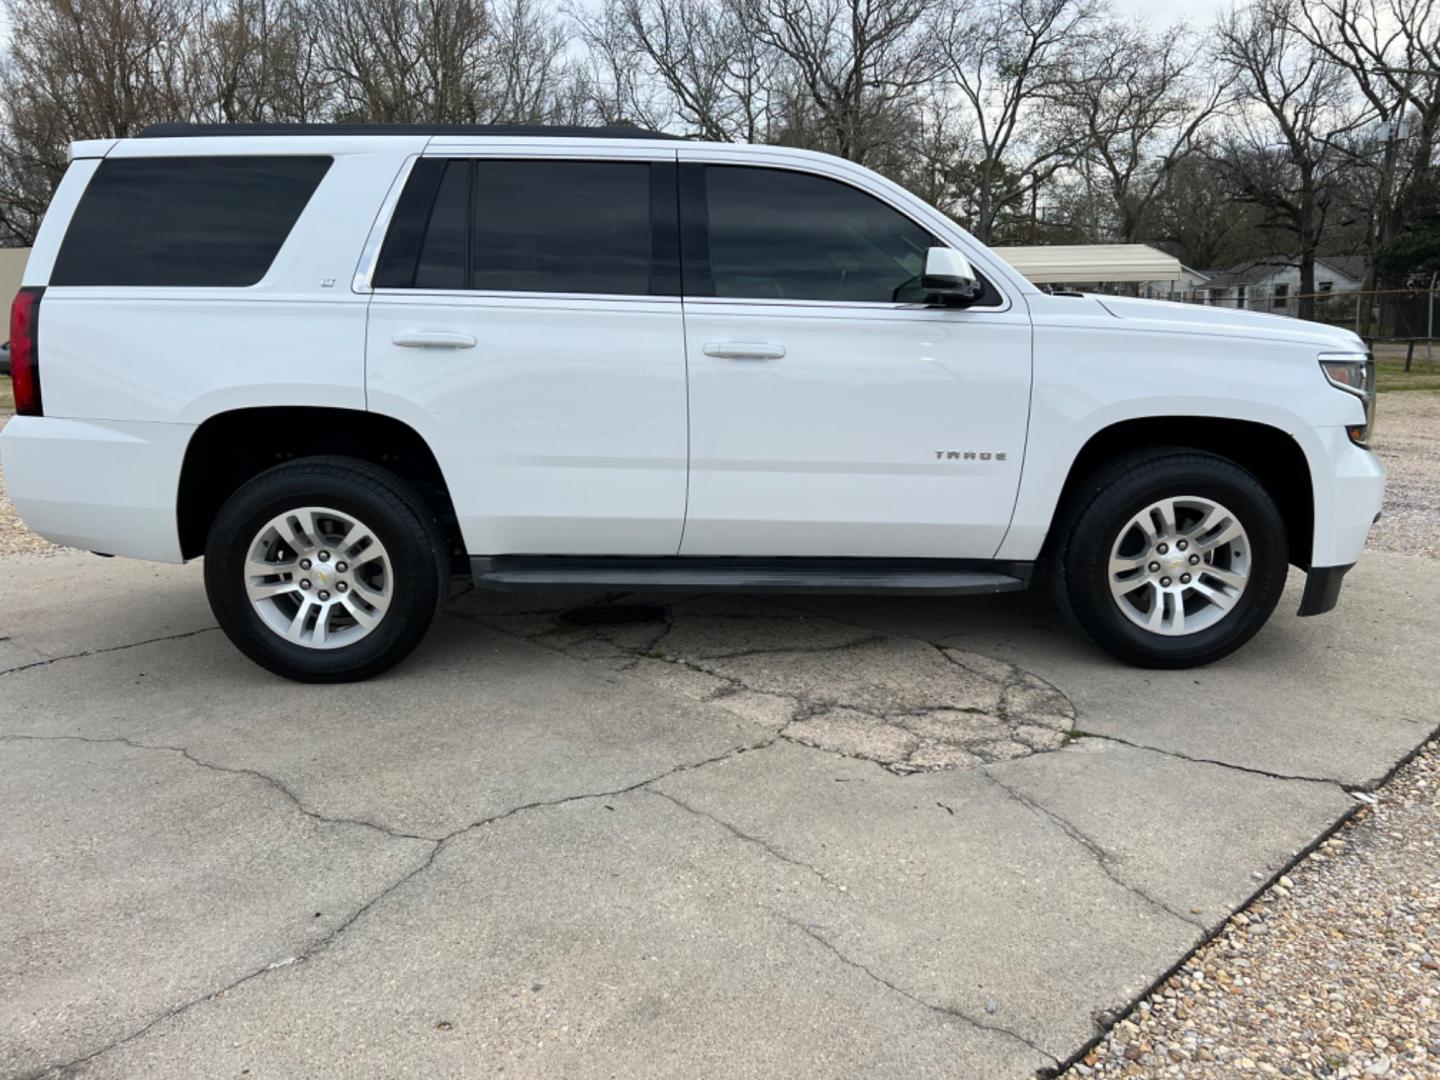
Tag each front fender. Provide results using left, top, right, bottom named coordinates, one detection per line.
left=997, top=306, right=1370, bottom=566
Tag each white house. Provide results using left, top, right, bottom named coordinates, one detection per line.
left=1173, top=256, right=1366, bottom=314
left=1138, top=264, right=1211, bottom=300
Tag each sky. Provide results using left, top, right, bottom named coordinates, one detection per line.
left=0, top=0, right=1232, bottom=73
left=1111, top=0, right=1228, bottom=28
left=0, top=0, right=1234, bottom=48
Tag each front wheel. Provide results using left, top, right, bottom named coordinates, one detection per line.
left=204, top=456, right=449, bottom=682
left=1051, top=450, right=1290, bottom=668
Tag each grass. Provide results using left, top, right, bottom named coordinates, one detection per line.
left=0, top=374, right=12, bottom=415
left=1374, top=355, right=1440, bottom=394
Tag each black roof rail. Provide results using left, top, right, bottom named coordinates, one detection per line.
left=137, top=122, right=684, bottom=141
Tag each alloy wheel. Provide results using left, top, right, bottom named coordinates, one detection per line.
left=243, top=506, right=392, bottom=649
left=1107, top=495, right=1251, bottom=636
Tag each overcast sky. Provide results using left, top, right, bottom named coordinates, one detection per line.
left=1118, top=0, right=1227, bottom=27
left=0, top=0, right=1232, bottom=85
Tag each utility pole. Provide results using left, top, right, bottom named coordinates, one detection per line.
left=1364, top=65, right=1425, bottom=341
left=1364, top=115, right=1402, bottom=340
left=1429, top=272, right=1436, bottom=368
left=1029, top=172, right=1038, bottom=243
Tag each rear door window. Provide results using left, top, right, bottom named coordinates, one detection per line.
left=376, top=158, right=672, bottom=296
left=414, top=160, right=469, bottom=290
left=51, top=156, right=331, bottom=287
left=470, top=160, right=651, bottom=294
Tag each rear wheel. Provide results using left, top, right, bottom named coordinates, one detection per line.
left=1051, top=450, right=1289, bottom=668
left=204, top=456, right=449, bottom=682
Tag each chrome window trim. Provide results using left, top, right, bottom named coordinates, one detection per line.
left=368, top=287, right=1003, bottom=317
left=370, top=287, right=678, bottom=307
left=353, top=148, right=1014, bottom=314
left=351, top=153, right=420, bottom=294
left=421, top=142, right=681, bottom=163
left=679, top=295, right=1014, bottom=316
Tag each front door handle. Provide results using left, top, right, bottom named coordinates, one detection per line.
left=392, top=330, right=477, bottom=349
left=703, top=342, right=785, bottom=360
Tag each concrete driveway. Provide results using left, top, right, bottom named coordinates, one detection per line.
left=2, top=551, right=1437, bottom=1079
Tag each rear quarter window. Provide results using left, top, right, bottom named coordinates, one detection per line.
left=50, top=156, right=332, bottom=287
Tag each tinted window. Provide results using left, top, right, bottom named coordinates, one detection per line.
left=701, top=166, right=935, bottom=303
left=414, top=160, right=468, bottom=290
left=377, top=159, right=658, bottom=295
left=373, top=157, right=448, bottom=289
left=52, top=156, right=331, bottom=287
left=470, top=161, right=651, bottom=294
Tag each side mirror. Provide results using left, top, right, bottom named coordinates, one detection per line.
left=922, top=247, right=983, bottom=306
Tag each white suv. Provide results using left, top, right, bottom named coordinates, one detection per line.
left=1, top=124, right=1385, bottom=682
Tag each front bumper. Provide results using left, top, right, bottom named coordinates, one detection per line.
left=0, top=415, right=193, bottom=561
left=1299, top=425, right=1385, bottom=617
left=1309, top=426, right=1385, bottom=569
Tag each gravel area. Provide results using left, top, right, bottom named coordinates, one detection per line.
left=1369, top=392, right=1440, bottom=561
left=1065, top=390, right=1440, bottom=1079
left=1066, top=742, right=1440, bottom=1079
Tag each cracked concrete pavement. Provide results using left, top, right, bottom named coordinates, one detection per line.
left=1, top=550, right=1437, bottom=1078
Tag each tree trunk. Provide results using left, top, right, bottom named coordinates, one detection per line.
left=1298, top=251, right=1317, bottom=322
left=974, top=182, right=993, bottom=245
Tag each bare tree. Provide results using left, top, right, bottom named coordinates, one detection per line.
left=189, top=0, right=331, bottom=121
left=1045, top=157, right=1116, bottom=243
left=578, top=0, right=775, bottom=140
left=313, top=0, right=489, bottom=122
left=575, top=0, right=670, bottom=131
left=1296, top=0, right=1440, bottom=307
left=932, top=0, right=1099, bottom=242
left=1065, top=23, right=1227, bottom=246
left=0, top=0, right=196, bottom=242
left=477, top=0, right=588, bottom=123
left=0, top=0, right=1431, bottom=294
left=1213, top=0, right=1367, bottom=318
left=733, top=0, right=939, bottom=164
left=880, top=95, right=955, bottom=205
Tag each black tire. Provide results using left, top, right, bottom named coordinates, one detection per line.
left=204, top=456, right=449, bottom=682
left=1050, top=448, right=1289, bottom=668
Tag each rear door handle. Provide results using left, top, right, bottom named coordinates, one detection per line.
left=392, top=330, right=477, bottom=349
left=703, top=342, right=785, bottom=360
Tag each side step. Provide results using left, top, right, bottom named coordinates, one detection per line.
left=469, top=556, right=1033, bottom=596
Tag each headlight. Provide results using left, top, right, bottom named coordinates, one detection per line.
left=1319, top=351, right=1376, bottom=447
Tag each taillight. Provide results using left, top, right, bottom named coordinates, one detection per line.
left=10, top=286, right=43, bottom=416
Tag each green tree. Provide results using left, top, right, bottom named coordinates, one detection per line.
left=1378, top=174, right=1440, bottom=284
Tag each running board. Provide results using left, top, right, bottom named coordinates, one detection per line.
left=468, top=556, right=1033, bottom=596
